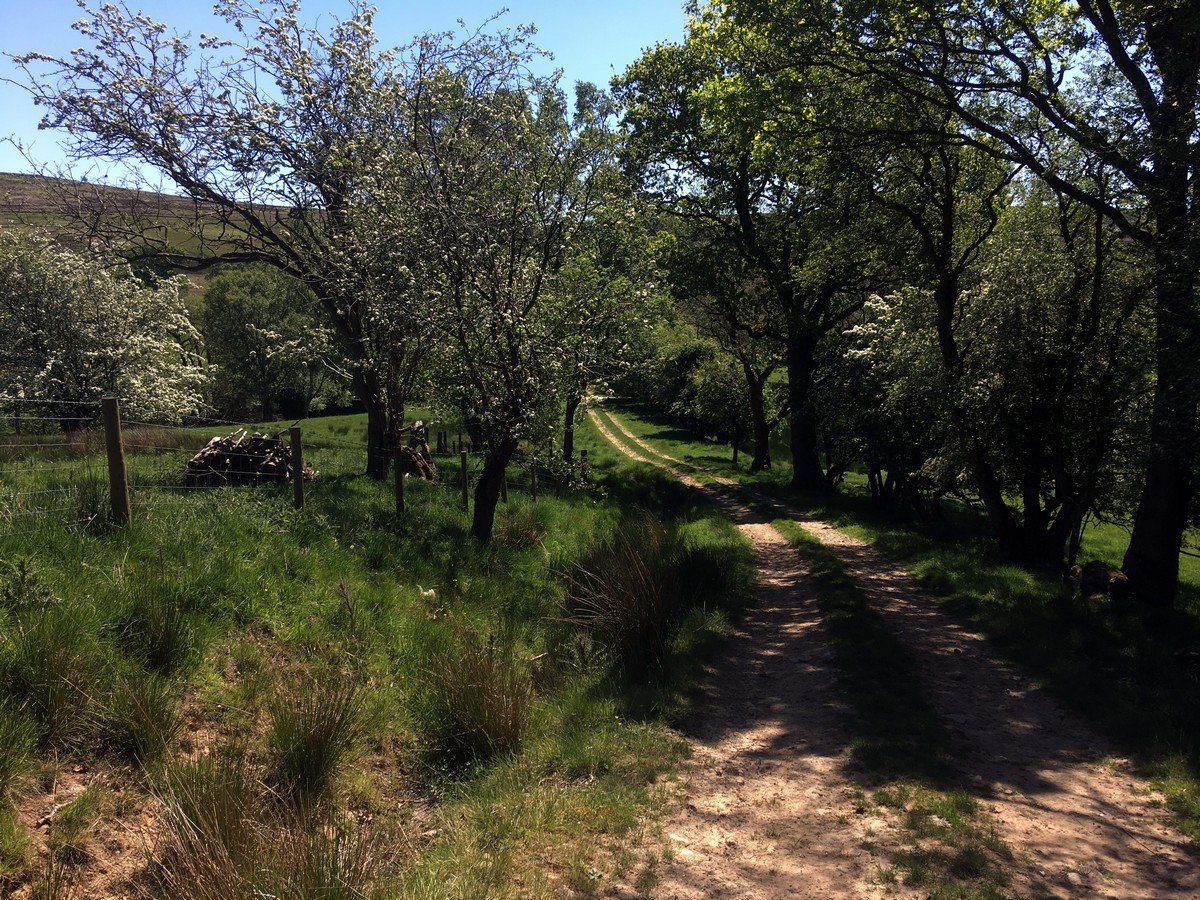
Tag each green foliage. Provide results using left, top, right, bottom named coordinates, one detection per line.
left=202, top=264, right=345, bottom=421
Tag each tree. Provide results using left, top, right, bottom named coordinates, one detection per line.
left=616, top=16, right=893, bottom=490
left=0, top=229, right=207, bottom=428
left=12, top=0, right=510, bottom=478
left=651, top=225, right=787, bottom=471
left=847, top=178, right=1153, bottom=557
left=203, top=264, right=341, bottom=420
left=555, top=188, right=660, bottom=463
left=720, top=0, right=1200, bottom=600
left=390, top=69, right=629, bottom=539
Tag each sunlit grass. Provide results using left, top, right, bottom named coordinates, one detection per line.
left=0, top=409, right=754, bottom=893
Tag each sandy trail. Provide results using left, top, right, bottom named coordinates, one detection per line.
left=592, top=408, right=1199, bottom=899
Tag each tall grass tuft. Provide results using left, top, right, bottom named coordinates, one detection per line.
left=565, top=517, right=687, bottom=680
left=494, top=500, right=548, bottom=549
left=0, top=805, right=29, bottom=893
left=152, top=751, right=397, bottom=899
left=0, top=702, right=36, bottom=801
left=265, top=678, right=368, bottom=807
left=118, top=585, right=204, bottom=676
left=153, top=751, right=266, bottom=899
left=1, top=603, right=107, bottom=747
left=98, top=670, right=184, bottom=766
left=410, top=628, right=533, bottom=769
left=563, top=515, right=755, bottom=681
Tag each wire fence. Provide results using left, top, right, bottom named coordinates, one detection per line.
left=0, top=398, right=592, bottom=537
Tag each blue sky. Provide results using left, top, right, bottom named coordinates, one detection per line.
left=0, top=0, right=689, bottom=176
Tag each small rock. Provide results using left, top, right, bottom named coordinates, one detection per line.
left=1066, top=871, right=1084, bottom=887
left=929, top=815, right=951, bottom=828
left=669, top=833, right=690, bottom=844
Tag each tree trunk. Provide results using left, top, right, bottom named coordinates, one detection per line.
left=354, top=368, right=393, bottom=481
left=471, top=447, right=514, bottom=541
left=562, top=394, right=581, bottom=462
left=1122, top=225, right=1199, bottom=604
left=785, top=337, right=826, bottom=491
left=743, top=362, right=772, bottom=472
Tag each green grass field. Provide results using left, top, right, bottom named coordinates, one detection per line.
left=0, top=410, right=755, bottom=897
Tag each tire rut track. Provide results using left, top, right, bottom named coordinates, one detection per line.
left=592, top=407, right=1200, bottom=899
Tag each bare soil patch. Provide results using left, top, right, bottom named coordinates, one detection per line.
left=593, top=408, right=1200, bottom=899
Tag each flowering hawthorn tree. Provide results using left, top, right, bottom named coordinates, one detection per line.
left=13, top=0, right=472, bottom=476
left=389, top=67, right=632, bottom=539
left=0, top=230, right=207, bottom=429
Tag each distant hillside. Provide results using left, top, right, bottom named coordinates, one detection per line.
left=0, top=171, right=207, bottom=228
left=0, top=172, right=260, bottom=303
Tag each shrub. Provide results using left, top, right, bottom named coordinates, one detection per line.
left=409, top=628, right=533, bottom=769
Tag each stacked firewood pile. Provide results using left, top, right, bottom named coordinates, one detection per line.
left=184, top=429, right=315, bottom=487
left=397, top=445, right=437, bottom=480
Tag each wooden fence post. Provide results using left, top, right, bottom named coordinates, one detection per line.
left=290, top=426, right=305, bottom=510
left=393, top=442, right=405, bottom=515
left=530, top=457, right=537, bottom=502
left=460, top=450, right=469, bottom=511
left=101, top=396, right=131, bottom=525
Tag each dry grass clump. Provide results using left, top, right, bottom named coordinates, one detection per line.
left=151, top=750, right=399, bottom=899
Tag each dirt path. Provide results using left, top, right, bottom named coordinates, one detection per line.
left=591, top=408, right=1200, bottom=899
